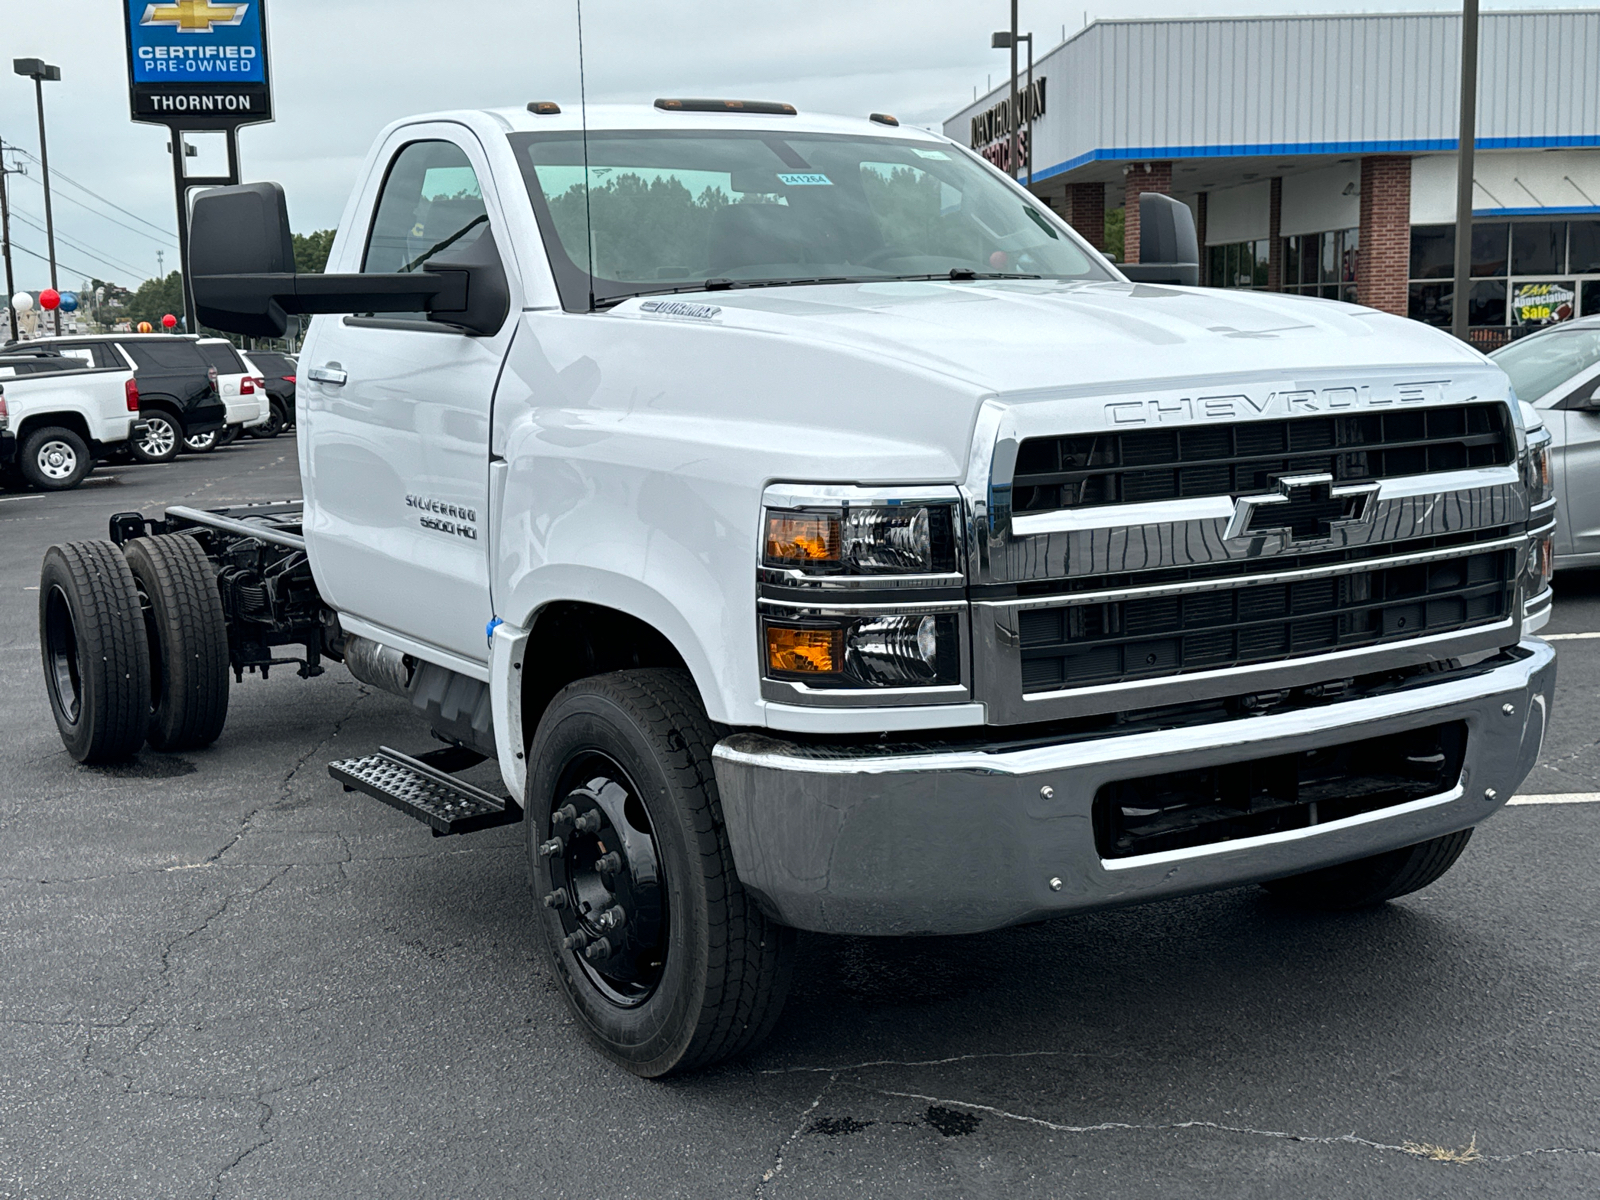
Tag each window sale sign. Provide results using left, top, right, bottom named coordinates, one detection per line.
left=124, top=0, right=273, bottom=125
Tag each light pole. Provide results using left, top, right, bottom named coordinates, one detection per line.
left=1450, top=0, right=1479, bottom=343
left=13, top=58, right=61, bottom=336
left=992, top=28, right=1035, bottom=187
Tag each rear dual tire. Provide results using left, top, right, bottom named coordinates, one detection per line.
left=528, top=669, right=794, bottom=1077
left=38, top=535, right=230, bottom=762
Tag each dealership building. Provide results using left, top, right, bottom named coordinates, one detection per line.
left=945, top=11, right=1600, bottom=341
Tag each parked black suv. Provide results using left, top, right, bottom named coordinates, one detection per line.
left=240, top=349, right=296, bottom=437
left=13, top=334, right=224, bottom=464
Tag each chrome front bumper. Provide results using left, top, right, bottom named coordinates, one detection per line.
left=712, top=639, right=1555, bottom=936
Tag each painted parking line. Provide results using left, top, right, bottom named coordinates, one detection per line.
left=1544, top=632, right=1600, bottom=641
left=0, top=494, right=46, bottom=504
left=1508, top=793, right=1600, bottom=806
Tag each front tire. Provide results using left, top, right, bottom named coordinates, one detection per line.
left=39, top=541, right=150, bottom=763
left=1262, top=830, right=1473, bottom=910
left=19, top=426, right=91, bottom=491
left=130, top=411, right=181, bottom=464
left=528, top=669, right=794, bottom=1077
left=124, top=535, right=230, bottom=752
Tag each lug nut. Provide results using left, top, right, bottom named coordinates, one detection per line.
left=595, top=851, right=622, bottom=876
left=542, top=890, right=568, bottom=910
left=553, top=804, right=578, bottom=827
left=598, top=905, right=627, bottom=932
left=583, top=937, right=613, bottom=961
left=538, top=837, right=564, bottom=858
left=561, top=930, right=590, bottom=951
left=574, top=810, right=603, bottom=834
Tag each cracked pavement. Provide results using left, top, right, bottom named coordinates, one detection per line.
left=2, top=439, right=1599, bottom=1198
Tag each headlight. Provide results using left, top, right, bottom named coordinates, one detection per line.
left=763, top=612, right=961, bottom=688
left=1522, top=426, right=1554, bottom=508
left=764, top=502, right=958, bottom=575
left=1523, top=533, right=1554, bottom=598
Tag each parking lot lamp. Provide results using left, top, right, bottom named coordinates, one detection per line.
left=993, top=28, right=1035, bottom=186
left=13, top=58, right=61, bottom=336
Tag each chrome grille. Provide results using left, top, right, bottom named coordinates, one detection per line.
left=1017, top=548, right=1512, bottom=691
left=1012, top=404, right=1513, bottom=515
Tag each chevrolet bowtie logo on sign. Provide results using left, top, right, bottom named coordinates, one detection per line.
left=141, top=1, right=249, bottom=32
left=1223, top=473, right=1380, bottom=545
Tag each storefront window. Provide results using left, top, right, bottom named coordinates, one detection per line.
left=1409, top=219, right=1600, bottom=338
left=1281, top=228, right=1357, bottom=301
left=1206, top=239, right=1268, bottom=289
left=1409, top=225, right=1454, bottom=279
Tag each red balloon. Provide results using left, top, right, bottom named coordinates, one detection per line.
left=39, top=288, right=60, bottom=311
left=161, top=313, right=178, bottom=329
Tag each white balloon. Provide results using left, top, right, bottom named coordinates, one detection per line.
left=11, top=292, right=32, bottom=313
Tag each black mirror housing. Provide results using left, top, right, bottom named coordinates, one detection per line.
left=189, top=182, right=501, bottom=338
left=1120, top=192, right=1200, bottom=287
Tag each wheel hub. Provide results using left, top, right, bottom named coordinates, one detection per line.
left=38, top=441, right=76, bottom=479
left=542, top=769, right=666, bottom=1005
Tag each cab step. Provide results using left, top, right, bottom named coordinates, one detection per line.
left=329, top=745, right=521, bottom=837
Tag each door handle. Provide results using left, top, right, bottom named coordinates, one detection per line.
left=307, top=365, right=348, bottom=387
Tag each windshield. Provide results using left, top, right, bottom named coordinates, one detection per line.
left=510, top=129, right=1110, bottom=310
left=1491, top=326, right=1600, bottom=402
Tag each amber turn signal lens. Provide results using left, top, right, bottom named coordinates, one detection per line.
left=765, top=626, right=841, bottom=674
left=765, top=512, right=839, bottom=564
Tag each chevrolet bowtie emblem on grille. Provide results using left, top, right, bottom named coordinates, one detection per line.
left=1223, top=473, right=1380, bottom=544
left=141, top=0, right=249, bottom=32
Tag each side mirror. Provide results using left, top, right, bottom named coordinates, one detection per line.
left=1559, top=375, right=1600, bottom=412
left=1119, top=193, right=1200, bottom=287
left=189, top=182, right=505, bottom=338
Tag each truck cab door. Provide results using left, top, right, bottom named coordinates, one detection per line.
left=298, top=127, right=518, bottom=663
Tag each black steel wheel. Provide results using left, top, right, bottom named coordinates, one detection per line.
left=19, top=426, right=91, bottom=491
left=527, top=669, right=794, bottom=1077
left=129, top=410, right=181, bottom=464
left=1262, top=829, right=1474, bottom=910
left=38, top=541, right=150, bottom=763
left=124, top=534, right=230, bottom=752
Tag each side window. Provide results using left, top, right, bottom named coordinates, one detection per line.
left=55, top=347, right=96, bottom=368
left=363, top=140, right=487, bottom=277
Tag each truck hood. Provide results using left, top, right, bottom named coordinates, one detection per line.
left=614, top=279, right=1488, bottom=397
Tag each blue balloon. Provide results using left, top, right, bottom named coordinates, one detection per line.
left=58, top=292, right=78, bottom=312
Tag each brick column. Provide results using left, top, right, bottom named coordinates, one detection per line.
left=1357, top=156, right=1411, bottom=315
left=1267, top=176, right=1284, bottom=291
left=1122, top=161, right=1173, bottom=264
left=1066, top=182, right=1106, bottom=252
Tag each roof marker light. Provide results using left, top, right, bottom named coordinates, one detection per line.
left=869, top=113, right=899, bottom=126
left=654, top=98, right=797, bottom=116
left=527, top=101, right=562, bottom=115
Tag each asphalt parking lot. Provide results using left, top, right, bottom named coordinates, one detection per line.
left=2, top=436, right=1598, bottom=1199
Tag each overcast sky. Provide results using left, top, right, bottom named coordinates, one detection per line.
left=0, top=0, right=1553, bottom=292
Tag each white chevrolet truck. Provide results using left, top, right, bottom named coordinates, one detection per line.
left=38, top=102, right=1556, bottom=1077
left=0, top=349, right=143, bottom=490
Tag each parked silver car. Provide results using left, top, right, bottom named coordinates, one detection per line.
left=1491, top=317, right=1600, bottom=569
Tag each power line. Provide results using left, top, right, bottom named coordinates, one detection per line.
left=8, top=239, right=102, bottom=287
left=10, top=207, right=147, bottom=279
left=13, top=147, right=176, bottom=241
left=10, top=168, right=176, bottom=246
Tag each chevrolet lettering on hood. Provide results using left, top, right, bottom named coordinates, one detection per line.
left=1104, top=380, right=1452, bottom=425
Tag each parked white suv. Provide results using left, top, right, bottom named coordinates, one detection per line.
left=189, top=338, right=269, bottom=451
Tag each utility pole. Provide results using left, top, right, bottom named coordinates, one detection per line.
left=1008, top=0, right=1019, bottom=180
left=1451, top=0, right=1479, bottom=343
left=14, top=59, right=62, bottom=335
left=0, top=139, right=17, bottom=342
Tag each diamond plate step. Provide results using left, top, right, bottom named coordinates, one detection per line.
left=329, top=746, right=521, bottom=837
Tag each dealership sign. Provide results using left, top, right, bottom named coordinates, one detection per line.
left=123, top=0, right=273, bottom=126
left=970, top=78, right=1046, bottom=154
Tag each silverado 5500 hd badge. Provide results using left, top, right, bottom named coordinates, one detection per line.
left=406, top=494, right=478, bottom=540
